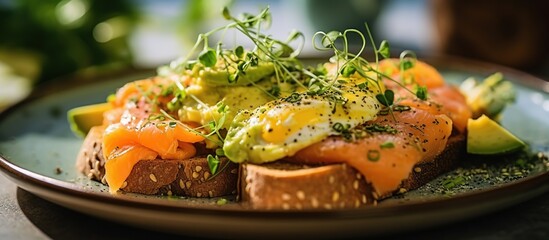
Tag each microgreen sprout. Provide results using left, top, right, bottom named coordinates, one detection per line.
left=207, top=154, right=221, bottom=174
left=143, top=6, right=436, bottom=175
left=170, top=6, right=307, bottom=91
left=380, top=141, right=395, bottom=149
left=376, top=90, right=395, bottom=107
left=310, top=21, right=430, bottom=122
left=198, top=48, right=217, bottom=67
left=415, top=85, right=428, bottom=101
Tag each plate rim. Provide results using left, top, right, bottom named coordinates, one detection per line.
left=2, top=150, right=549, bottom=217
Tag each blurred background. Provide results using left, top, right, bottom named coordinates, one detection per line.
left=1, top=0, right=548, bottom=110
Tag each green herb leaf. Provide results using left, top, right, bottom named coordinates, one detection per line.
left=332, top=122, right=350, bottom=133
left=393, top=105, right=412, bottom=112
left=380, top=141, right=395, bottom=149
left=199, top=49, right=217, bottom=67
left=245, top=52, right=258, bottom=66
left=341, top=65, right=356, bottom=77
left=160, top=85, right=174, bottom=97
left=376, top=90, right=394, bottom=107
left=378, top=40, right=390, bottom=59
left=365, top=123, right=397, bottom=134
left=215, top=148, right=225, bottom=157
left=208, top=121, right=217, bottom=131
left=268, top=85, right=281, bottom=97
left=148, top=114, right=165, bottom=121
left=367, top=149, right=380, bottom=162
left=167, top=89, right=186, bottom=111
left=357, top=82, right=368, bottom=90
left=399, top=50, right=417, bottom=71
left=442, top=176, right=465, bottom=190
left=322, top=31, right=341, bottom=48
left=207, top=154, right=221, bottom=175
left=217, top=114, right=226, bottom=131
left=217, top=101, right=228, bottom=113
left=416, top=86, right=428, bottom=100
left=400, top=59, right=414, bottom=71
left=237, top=61, right=248, bottom=72
left=229, top=73, right=239, bottom=83
left=385, top=90, right=394, bottom=106
left=176, top=89, right=187, bottom=99
left=274, top=44, right=294, bottom=58
left=286, top=29, right=302, bottom=42
left=285, top=92, right=302, bottom=103
left=216, top=198, right=228, bottom=205
left=307, top=84, right=322, bottom=95
left=167, top=101, right=177, bottom=112
left=222, top=7, right=231, bottom=20
left=235, top=46, right=244, bottom=58
left=328, top=93, right=348, bottom=106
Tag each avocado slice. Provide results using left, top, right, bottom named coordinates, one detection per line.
left=467, top=115, right=526, bottom=155
left=67, top=103, right=111, bottom=137
left=460, top=72, right=516, bottom=119
left=199, top=61, right=275, bottom=86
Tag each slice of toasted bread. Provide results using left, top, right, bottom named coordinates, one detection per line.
left=76, top=126, right=238, bottom=197
left=240, top=134, right=466, bottom=210
left=77, top=126, right=465, bottom=206
left=240, top=162, right=375, bottom=210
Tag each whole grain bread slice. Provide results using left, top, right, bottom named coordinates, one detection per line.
left=77, top=126, right=465, bottom=206
left=76, top=126, right=238, bottom=197
left=240, top=162, right=376, bottom=210
left=240, top=134, right=466, bottom=210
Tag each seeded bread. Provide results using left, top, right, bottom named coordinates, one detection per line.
left=240, top=162, right=375, bottom=210
left=240, top=134, right=466, bottom=210
left=77, top=126, right=465, bottom=204
left=76, top=126, right=239, bottom=197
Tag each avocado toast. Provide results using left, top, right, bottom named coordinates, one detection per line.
left=72, top=6, right=522, bottom=209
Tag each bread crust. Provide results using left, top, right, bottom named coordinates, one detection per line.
left=241, top=162, right=375, bottom=210
left=240, top=134, right=466, bottom=210
left=76, top=126, right=238, bottom=197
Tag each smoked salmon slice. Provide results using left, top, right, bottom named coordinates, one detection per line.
left=104, top=145, right=158, bottom=193
left=102, top=121, right=204, bottom=160
left=291, top=108, right=453, bottom=198
left=377, top=58, right=445, bottom=88
left=379, top=59, right=472, bottom=133
left=98, top=76, right=206, bottom=193
left=396, top=85, right=471, bottom=133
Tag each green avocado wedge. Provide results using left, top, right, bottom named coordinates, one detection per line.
left=67, top=102, right=111, bottom=138
left=467, top=115, right=526, bottom=155
left=459, top=72, right=516, bottom=119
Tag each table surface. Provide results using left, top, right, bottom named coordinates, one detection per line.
left=2, top=67, right=549, bottom=240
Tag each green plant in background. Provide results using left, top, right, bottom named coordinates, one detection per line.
left=177, top=0, right=234, bottom=54
left=0, top=0, right=138, bottom=83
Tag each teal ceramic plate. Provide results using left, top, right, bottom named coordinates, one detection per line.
left=1, top=57, right=549, bottom=238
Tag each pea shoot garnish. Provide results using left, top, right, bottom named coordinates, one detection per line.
left=207, top=154, right=221, bottom=175
left=380, top=141, right=395, bottom=149
left=310, top=22, right=430, bottom=122
left=367, top=149, right=381, bottom=162
left=150, top=6, right=436, bottom=173
left=376, top=90, right=395, bottom=108
left=415, top=85, right=428, bottom=101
